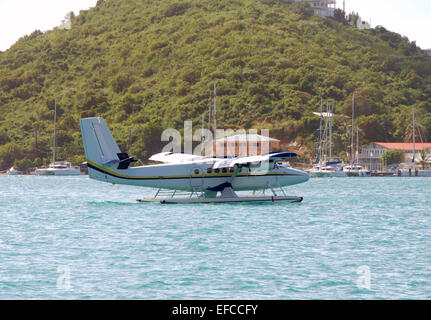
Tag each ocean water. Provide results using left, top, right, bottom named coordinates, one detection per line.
left=0, top=175, right=430, bottom=300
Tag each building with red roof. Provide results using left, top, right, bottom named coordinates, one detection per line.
left=373, top=142, right=431, bottom=150
left=359, top=142, right=431, bottom=170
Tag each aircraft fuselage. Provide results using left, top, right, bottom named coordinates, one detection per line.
left=86, top=159, right=309, bottom=191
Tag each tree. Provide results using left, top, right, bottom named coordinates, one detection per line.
left=348, top=12, right=359, bottom=26
left=14, top=158, right=34, bottom=171
left=417, top=150, right=430, bottom=169
left=333, top=9, right=347, bottom=24
left=0, top=129, right=9, bottom=145
left=164, top=2, right=191, bottom=17
left=110, top=73, right=134, bottom=93
left=290, top=1, right=313, bottom=19
left=0, top=0, right=430, bottom=167
left=381, top=149, right=405, bottom=166
left=342, top=88, right=384, bottom=117
left=404, top=122, right=428, bottom=143
left=0, top=143, right=24, bottom=170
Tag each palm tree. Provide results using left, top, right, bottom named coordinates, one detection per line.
left=417, top=149, right=430, bottom=169
left=404, top=121, right=428, bottom=143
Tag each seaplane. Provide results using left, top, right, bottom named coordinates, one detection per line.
left=79, top=117, right=309, bottom=204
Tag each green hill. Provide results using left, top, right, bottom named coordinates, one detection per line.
left=1, top=0, right=431, bottom=170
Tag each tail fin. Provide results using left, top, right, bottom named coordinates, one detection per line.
left=80, top=118, right=137, bottom=173
left=80, top=117, right=121, bottom=165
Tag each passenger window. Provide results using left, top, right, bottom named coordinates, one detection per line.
left=222, top=168, right=227, bottom=173
left=207, top=168, right=212, bottom=174
left=214, top=168, right=220, bottom=173
left=194, top=169, right=200, bottom=174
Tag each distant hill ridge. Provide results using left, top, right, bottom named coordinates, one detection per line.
left=0, top=0, right=430, bottom=169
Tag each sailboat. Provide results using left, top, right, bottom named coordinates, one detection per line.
left=308, top=99, right=347, bottom=178
left=399, top=106, right=431, bottom=177
left=343, top=93, right=370, bottom=177
left=35, top=99, right=82, bottom=176
left=7, top=166, right=23, bottom=175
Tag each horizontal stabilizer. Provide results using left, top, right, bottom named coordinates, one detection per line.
left=117, top=153, right=137, bottom=170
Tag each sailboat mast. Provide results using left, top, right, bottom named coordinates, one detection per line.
left=329, top=100, right=334, bottom=159
left=356, top=125, right=359, bottom=164
left=328, top=101, right=330, bottom=161
left=201, top=112, right=205, bottom=143
left=208, top=99, right=211, bottom=134
left=351, top=93, right=355, bottom=165
left=412, top=105, right=416, bottom=166
left=316, top=98, right=323, bottom=164
left=213, top=83, right=217, bottom=156
left=53, top=98, right=57, bottom=164
left=325, top=101, right=330, bottom=162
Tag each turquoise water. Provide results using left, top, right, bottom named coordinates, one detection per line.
left=1, top=175, right=430, bottom=299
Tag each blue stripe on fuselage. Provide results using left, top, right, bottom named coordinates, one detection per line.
left=86, top=162, right=301, bottom=180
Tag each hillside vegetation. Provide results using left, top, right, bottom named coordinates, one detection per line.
left=0, top=0, right=431, bottom=169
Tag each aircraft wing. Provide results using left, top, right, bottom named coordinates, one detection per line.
left=149, top=152, right=206, bottom=163
left=212, top=152, right=298, bottom=169
left=150, top=151, right=297, bottom=166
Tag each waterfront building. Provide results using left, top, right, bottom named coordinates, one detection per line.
left=359, top=142, right=431, bottom=171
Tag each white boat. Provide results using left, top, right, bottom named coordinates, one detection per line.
left=309, top=99, right=347, bottom=178
left=343, top=165, right=371, bottom=177
left=342, top=94, right=370, bottom=177
left=34, top=98, right=82, bottom=176
left=35, top=161, right=81, bottom=176
left=7, top=166, right=23, bottom=175
left=308, top=164, right=347, bottom=178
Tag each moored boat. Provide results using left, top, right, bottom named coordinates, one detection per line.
left=308, top=162, right=347, bottom=178
left=34, top=98, right=82, bottom=176
left=343, top=165, right=371, bottom=177
left=309, top=99, right=347, bottom=178
left=35, top=161, right=82, bottom=176
left=6, top=166, right=23, bottom=175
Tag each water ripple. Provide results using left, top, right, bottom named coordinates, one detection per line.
left=0, top=175, right=430, bottom=299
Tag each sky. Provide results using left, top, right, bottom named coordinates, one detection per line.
left=0, top=0, right=430, bottom=51
left=342, top=0, right=431, bottom=49
left=0, top=0, right=98, bottom=51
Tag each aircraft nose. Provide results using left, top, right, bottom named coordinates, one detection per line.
left=299, top=170, right=310, bottom=183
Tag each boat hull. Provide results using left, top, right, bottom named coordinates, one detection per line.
left=35, top=168, right=82, bottom=176
left=308, top=170, right=347, bottom=178
left=7, top=171, right=22, bottom=175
